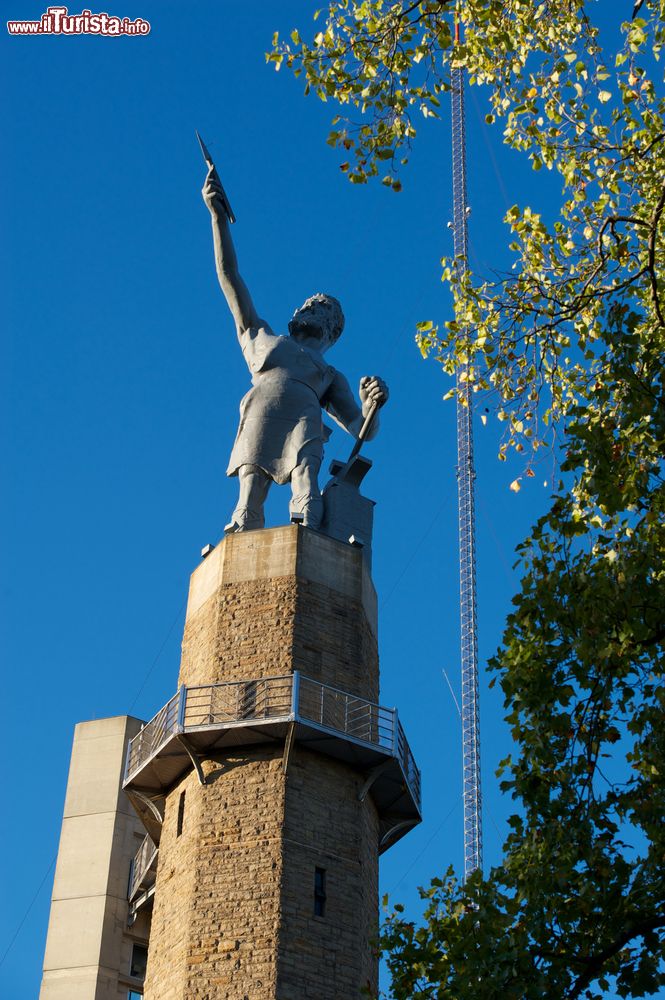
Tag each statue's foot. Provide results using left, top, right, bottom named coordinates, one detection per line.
left=225, top=507, right=264, bottom=534
left=224, top=520, right=261, bottom=534
left=289, top=496, right=323, bottom=531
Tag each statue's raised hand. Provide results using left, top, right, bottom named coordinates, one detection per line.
left=359, top=376, right=389, bottom=414
left=202, top=164, right=226, bottom=216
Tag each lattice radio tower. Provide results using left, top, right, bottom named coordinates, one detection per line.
left=451, top=10, right=482, bottom=881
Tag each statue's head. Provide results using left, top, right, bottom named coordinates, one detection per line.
left=288, top=293, right=345, bottom=351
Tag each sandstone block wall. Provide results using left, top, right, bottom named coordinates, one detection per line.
left=144, top=750, right=286, bottom=1000
left=279, top=749, right=380, bottom=999
left=145, top=749, right=379, bottom=1000
left=144, top=527, right=381, bottom=999
left=178, top=526, right=378, bottom=702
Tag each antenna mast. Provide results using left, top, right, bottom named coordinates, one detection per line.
left=451, top=11, right=482, bottom=881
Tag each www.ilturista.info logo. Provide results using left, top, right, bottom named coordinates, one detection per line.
left=7, top=6, right=150, bottom=35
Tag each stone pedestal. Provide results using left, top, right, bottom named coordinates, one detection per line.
left=143, top=526, right=381, bottom=1000
left=179, top=524, right=378, bottom=698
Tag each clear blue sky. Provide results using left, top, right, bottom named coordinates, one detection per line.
left=1, top=1, right=570, bottom=994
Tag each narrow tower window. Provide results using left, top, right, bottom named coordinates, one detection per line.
left=314, top=866, right=327, bottom=917
left=176, top=790, right=186, bottom=837
left=130, top=942, right=148, bottom=979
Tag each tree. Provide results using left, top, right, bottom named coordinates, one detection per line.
left=269, top=2, right=665, bottom=996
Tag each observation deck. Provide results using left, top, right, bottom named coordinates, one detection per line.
left=123, top=670, right=421, bottom=857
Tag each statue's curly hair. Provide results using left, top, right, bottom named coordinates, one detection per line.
left=288, top=293, right=345, bottom=345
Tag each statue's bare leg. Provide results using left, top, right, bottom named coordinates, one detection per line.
left=227, top=464, right=271, bottom=532
left=289, top=457, right=323, bottom=530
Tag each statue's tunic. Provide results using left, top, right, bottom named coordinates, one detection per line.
left=227, top=326, right=360, bottom=484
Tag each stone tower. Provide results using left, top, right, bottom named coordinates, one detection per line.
left=123, top=525, right=421, bottom=998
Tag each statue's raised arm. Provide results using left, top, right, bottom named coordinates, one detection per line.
left=202, top=163, right=260, bottom=333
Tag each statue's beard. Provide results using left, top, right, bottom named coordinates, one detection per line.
left=290, top=316, right=324, bottom=340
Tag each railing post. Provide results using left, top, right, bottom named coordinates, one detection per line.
left=291, top=671, right=300, bottom=719
left=128, top=857, right=136, bottom=901
left=124, top=742, right=132, bottom=784
left=177, top=685, right=187, bottom=732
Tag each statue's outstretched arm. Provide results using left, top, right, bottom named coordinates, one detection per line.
left=202, top=166, right=260, bottom=333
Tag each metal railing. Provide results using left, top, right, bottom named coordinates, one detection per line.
left=184, top=675, right=293, bottom=728
left=125, top=690, right=182, bottom=780
left=297, top=675, right=394, bottom=751
left=129, top=833, right=158, bottom=902
left=124, top=672, right=421, bottom=810
left=396, top=719, right=421, bottom=808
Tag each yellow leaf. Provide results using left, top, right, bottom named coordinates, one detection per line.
left=509, top=479, right=521, bottom=493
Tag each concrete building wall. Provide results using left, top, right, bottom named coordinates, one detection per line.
left=40, top=716, right=150, bottom=1000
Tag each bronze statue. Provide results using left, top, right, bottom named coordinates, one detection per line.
left=200, top=144, right=388, bottom=533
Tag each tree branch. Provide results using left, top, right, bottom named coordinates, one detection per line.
left=567, top=913, right=665, bottom=999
